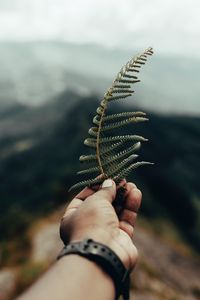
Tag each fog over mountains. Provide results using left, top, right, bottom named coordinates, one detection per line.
left=1, top=0, right=200, bottom=56
left=0, top=41, right=200, bottom=115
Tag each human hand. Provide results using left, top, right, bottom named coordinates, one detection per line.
left=60, top=179, right=142, bottom=271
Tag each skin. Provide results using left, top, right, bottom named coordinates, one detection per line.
left=17, top=179, right=142, bottom=300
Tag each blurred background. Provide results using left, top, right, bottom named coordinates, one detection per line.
left=0, top=0, right=200, bottom=299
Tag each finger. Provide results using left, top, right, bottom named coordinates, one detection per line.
left=75, top=186, right=99, bottom=200
left=119, top=221, right=134, bottom=238
left=119, top=209, right=137, bottom=227
left=62, top=186, right=96, bottom=218
left=124, top=186, right=142, bottom=212
left=62, top=198, right=83, bottom=218
left=122, top=182, right=137, bottom=197
left=114, top=182, right=138, bottom=214
left=88, top=179, right=116, bottom=203
left=117, top=230, right=138, bottom=270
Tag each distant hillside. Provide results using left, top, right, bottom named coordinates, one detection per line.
left=0, top=90, right=81, bottom=142
left=0, top=41, right=200, bottom=114
left=0, top=93, right=200, bottom=250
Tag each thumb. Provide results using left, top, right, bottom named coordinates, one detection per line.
left=94, top=179, right=116, bottom=203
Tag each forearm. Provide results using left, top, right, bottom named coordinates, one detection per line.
left=17, top=254, right=115, bottom=300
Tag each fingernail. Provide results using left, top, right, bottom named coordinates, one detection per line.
left=102, top=179, right=113, bottom=188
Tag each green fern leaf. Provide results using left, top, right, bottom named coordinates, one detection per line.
left=68, top=177, right=103, bottom=192
left=77, top=166, right=100, bottom=175
left=79, top=154, right=97, bottom=162
left=114, top=162, right=154, bottom=184
left=99, top=135, right=148, bottom=144
left=106, top=154, right=138, bottom=177
left=101, top=142, right=141, bottom=166
left=102, top=112, right=146, bottom=122
left=69, top=47, right=154, bottom=192
left=100, top=141, right=124, bottom=155
left=114, top=84, right=131, bottom=89
left=107, top=93, right=133, bottom=102
left=101, top=117, right=148, bottom=132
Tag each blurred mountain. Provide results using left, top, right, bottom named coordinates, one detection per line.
left=0, top=91, right=200, bottom=251
left=0, top=41, right=200, bottom=114
left=0, top=90, right=80, bottom=141
left=0, top=91, right=88, bottom=160
left=0, top=41, right=109, bottom=107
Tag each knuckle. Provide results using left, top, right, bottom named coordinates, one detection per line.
left=121, top=210, right=137, bottom=227
left=136, top=188, right=142, bottom=199
left=127, top=182, right=137, bottom=189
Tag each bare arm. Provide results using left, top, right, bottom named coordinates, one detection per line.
left=17, top=179, right=142, bottom=300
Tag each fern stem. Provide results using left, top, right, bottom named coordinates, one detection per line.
left=96, top=101, right=108, bottom=176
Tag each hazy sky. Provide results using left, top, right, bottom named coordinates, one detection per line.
left=0, top=0, right=200, bottom=55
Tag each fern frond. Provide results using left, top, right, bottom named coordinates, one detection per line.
left=84, top=138, right=96, bottom=147
left=106, top=154, right=138, bottom=177
left=79, top=154, right=97, bottom=162
left=99, top=135, right=148, bottom=144
left=122, top=74, right=138, bottom=79
left=103, top=112, right=146, bottom=122
left=94, top=111, right=146, bottom=125
left=77, top=166, right=100, bottom=175
left=114, top=84, right=131, bottom=89
left=127, top=68, right=140, bottom=72
left=96, top=107, right=104, bottom=115
left=116, top=79, right=140, bottom=84
left=114, top=162, right=154, bottom=184
left=88, top=127, right=98, bottom=137
left=100, top=141, right=124, bottom=155
left=101, top=117, right=148, bottom=132
left=112, top=89, right=134, bottom=94
left=69, top=177, right=104, bottom=192
left=137, top=57, right=147, bottom=62
left=69, top=47, right=154, bottom=192
left=84, top=135, right=147, bottom=148
left=107, top=93, right=133, bottom=102
left=78, top=142, right=141, bottom=177
left=103, top=111, right=146, bottom=122
left=101, top=142, right=141, bottom=166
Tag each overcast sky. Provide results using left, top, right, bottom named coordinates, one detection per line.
left=0, top=0, right=200, bottom=56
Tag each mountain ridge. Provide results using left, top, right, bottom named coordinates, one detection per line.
left=1, top=41, right=200, bottom=114
left=0, top=92, right=199, bottom=250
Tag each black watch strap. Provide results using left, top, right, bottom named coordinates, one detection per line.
left=57, top=238, right=130, bottom=300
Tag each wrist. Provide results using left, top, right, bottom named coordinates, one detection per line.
left=57, top=254, right=115, bottom=300
left=57, top=239, right=129, bottom=299
left=68, top=228, right=133, bottom=270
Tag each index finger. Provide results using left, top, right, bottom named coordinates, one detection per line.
left=75, top=185, right=100, bottom=200
left=63, top=185, right=99, bottom=218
